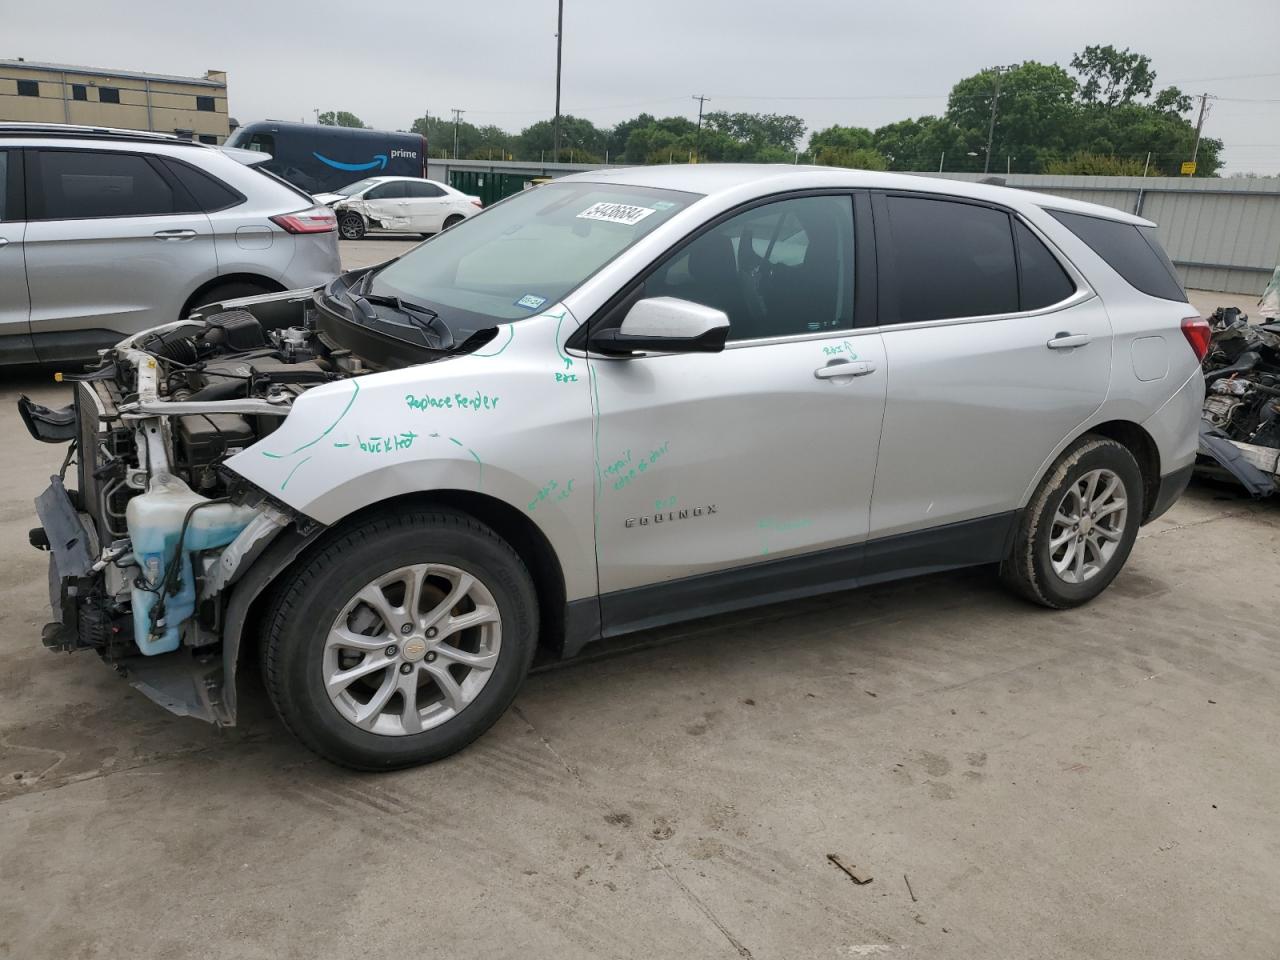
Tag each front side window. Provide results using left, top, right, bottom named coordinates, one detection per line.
left=98, top=87, right=120, bottom=104
left=366, top=181, right=408, bottom=200
left=368, top=181, right=697, bottom=333
left=881, top=195, right=1019, bottom=324
left=33, top=150, right=175, bottom=220
left=639, top=194, right=854, bottom=341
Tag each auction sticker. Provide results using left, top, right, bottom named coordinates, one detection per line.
left=515, top=294, right=548, bottom=310
left=577, top=202, right=656, bottom=226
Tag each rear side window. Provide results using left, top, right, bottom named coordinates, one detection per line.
left=1048, top=210, right=1186, bottom=302
left=405, top=181, right=445, bottom=198
left=0, top=151, right=8, bottom=220
left=881, top=195, right=1018, bottom=323
left=1014, top=220, right=1075, bottom=310
left=162, top=159, right=242, bottom=212
left=33, top=150, right=175, bottom=219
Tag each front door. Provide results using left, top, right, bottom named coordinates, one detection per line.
left=589, top=193, right=886, bottom=631
left=868, top=193, right=1112, bottom=539
left=0, top=147, right=35, bottom=364
left=360, top=180, right=411, bottom=230
left=22, top=148, right=218, bottom=362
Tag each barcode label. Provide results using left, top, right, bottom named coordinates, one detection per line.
left=576, top=202, right=656, bottom=226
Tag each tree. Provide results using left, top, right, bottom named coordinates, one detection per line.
left=872, top=116, right=966, bottom=171
left=317, top=110, right=365, bottom=128
left=516, top=115, right=609, bottom=162
left=703, top=112, right=806, bottom=153
left=809, top=125, right=875, bottom=154
left=1070, top=44, right=1155, bottom=107
left=814, top=145, right=887, bottom=170
left=1043, top=151, right=1148, bottom=176
left=946, top=61, right=1079, bottom=171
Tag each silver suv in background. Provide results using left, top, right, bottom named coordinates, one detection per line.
left=0, top=123, right=341, bottom=366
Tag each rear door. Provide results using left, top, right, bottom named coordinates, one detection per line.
left=0, top=147, right=35, bottom=364
left=868, top=192, right=1111, bottom=542
left=22, top=147, right=218, bottom=362
left=403, top=180, right=449, bottom=232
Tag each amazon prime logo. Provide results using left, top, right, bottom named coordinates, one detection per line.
left=625, top=505, right=718, bottom=529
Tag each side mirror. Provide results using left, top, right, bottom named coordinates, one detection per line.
left=589, top=297, right=730, bottom=356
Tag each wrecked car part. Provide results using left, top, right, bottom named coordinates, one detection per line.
left=1195, top=307, right=1280, bottom=495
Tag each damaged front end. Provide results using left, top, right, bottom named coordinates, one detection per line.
left=20, top=283, right=407, bottom=724
left=1196, top=306, right=1280, bottom=496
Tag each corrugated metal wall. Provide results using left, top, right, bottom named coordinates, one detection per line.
left=912, top=173, right=1280, bottom=296
left=424, top=160, right=1280, bottom=297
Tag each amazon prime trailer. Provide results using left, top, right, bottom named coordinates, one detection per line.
left=226, top=120, right=427, bottom=195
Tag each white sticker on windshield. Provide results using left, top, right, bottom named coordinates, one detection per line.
left=515, top=294, right=547, bottom=310
left=577, top=201, right=656, bottom=226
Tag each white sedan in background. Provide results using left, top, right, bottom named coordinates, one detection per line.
left=314, top=176, right=482, bottom=240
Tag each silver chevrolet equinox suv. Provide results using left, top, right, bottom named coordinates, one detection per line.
left=22, top=165, right=1206, bottom=769
left=0, top=123, right=341, bottom=367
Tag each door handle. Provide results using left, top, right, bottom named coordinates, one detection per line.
left=1047, top=332, right=1091, bottom=350
left=153, top=229, right=197, bottom=241
left=815, top=359, right=876, bottom=379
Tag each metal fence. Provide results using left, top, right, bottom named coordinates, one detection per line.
left=425, top=159, right=1280, bottom=297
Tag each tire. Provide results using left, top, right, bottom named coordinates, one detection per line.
left=184, top=280, right=275, bottom=317
left=263, top=509, right=538, bottom=770
left=442, top=214, right=465, bottom=230
left=338, top=211, right=366, bottom=240
left=1000, top=435, right=1143, bottom=609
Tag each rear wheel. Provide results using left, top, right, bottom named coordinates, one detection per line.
left=338, top=211, right=366, bottom=240
left=184, top=279, right=275, bottom=316
left=442, top=214, right=465, bottom=230
left=1001, top=436, right=1143, bottom=609
left=263, top=510, right=538, bottom=769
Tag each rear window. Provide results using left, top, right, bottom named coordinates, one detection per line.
left=1049, top=210, right=1186, bottom=302
left=162, top=159, right=243, bottom=212
left=1014, top=220, right=1075, bottom=310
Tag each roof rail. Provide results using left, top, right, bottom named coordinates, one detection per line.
left=0, top=122, right=209, bottom=148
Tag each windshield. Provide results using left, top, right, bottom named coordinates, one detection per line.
left=335, top=177, right=379, bottom=197
left=366, top=181, right=699, bottom=336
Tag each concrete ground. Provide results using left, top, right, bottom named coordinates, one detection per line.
left=1, top=258, right=1276, bottom=959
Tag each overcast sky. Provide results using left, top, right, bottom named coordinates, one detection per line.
left=8, top=0, right=1279, bottom=174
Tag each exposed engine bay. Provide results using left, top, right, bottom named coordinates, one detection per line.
left=19, top=276, right=495, bottom=722
left=1197, top=306, right=1280, bottom=496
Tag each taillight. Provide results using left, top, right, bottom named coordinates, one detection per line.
left=1181, top=315, right=1211, bottom=362
left=270, top=205, right=337, bottom=234
left=470, top=199, right=483, bottom=209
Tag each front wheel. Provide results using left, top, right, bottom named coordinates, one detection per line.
left=263, top=510, right=538, bottom=769
left=338, top=211, right=366, bottom=240
left=1001, top=436, right=1143, bottom=609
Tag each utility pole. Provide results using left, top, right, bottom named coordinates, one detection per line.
left=692, top=94, right=709, bottom=162
left=1190, top=92, right=1210, bottom=164
left=451, top=108, right=465, bottom=159
left=983, top=66, right=1005, bottom=175
left=553, top=0, right=564, bottom=162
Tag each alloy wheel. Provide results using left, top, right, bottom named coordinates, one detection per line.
left=323, top=564, right=501, bottom=736
left=1048, top=468, right=1128, bottom=584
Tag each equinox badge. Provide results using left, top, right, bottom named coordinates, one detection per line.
left=625, top=505, right=718, bottom=528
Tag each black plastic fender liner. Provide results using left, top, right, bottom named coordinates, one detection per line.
left=1197, top=421, right=1277, bottom=498
left=218, top=524, right=326, bottom=724
left=18, top=395, right=77, bottom=443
